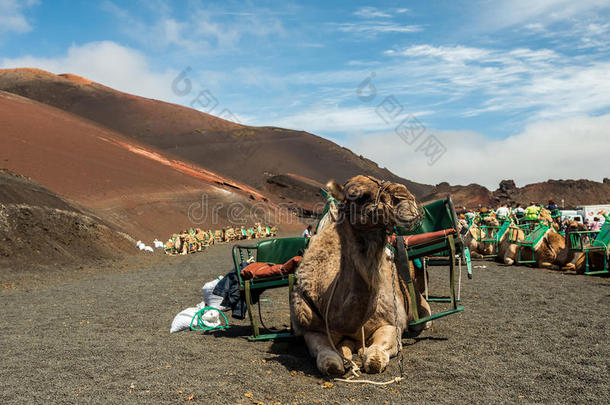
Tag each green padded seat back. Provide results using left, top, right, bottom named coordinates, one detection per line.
left=254, top=237, right=308, bottom=264
left=396, top=198, right=455, bottom=236
left=497, top=221, right=511, bottom=240
left=592, top=222, right=610, bottom=248
left=525, top=225, right=549, bottom=244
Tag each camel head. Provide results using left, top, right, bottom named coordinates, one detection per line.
left=565, top=220, right=588, bottom=233
left=327, top=175, right=421, bottom=231
left=539, top=209, right=553, bottom=225
left=482, top=214, right=500, bottom=227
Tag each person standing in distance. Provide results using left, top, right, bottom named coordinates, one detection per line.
left=302, top=225, right=313, bottom=238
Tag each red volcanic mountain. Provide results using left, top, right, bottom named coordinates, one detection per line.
left=1, top=66, right=606, bottom=233
left=0, top=68, right=432, bottom=200
left=421, top=179, right=610, bottom=209
left=0, top=89, right=282, bottom=241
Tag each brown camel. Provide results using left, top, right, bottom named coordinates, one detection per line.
left=291, top=175, right=431, bottom=376
left=463, top=222, right=495, bottom=258
left=534, top=221, right=588, bottom=271
left=496, top=221, right=525, bottom=265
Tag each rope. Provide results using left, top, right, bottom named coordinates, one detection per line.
left=423, top=258, right=429, bottom=301
left=324, top=275, right=361, bottom=379
left=457, top=256, right=462, bottom=301
left=319, top=177, right=404, bottom=386
left=190, top=307, right=229, bottom=332
left=323, top=266, right=403, bottom=386
left=334, top=376, right=403, bottom=385
left=390, top=260, right=404, bottom=378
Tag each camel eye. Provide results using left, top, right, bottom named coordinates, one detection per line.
left=345, top=185, right=365, bottom=201
left=392, top=195, right=408, bottom=205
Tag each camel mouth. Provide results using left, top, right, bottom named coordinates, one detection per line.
left=393, top=201, right=423, bottom=231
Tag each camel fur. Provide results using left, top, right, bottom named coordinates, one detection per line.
left=291, top=175, right=431, bottom=376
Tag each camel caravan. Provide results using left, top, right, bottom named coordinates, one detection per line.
left=164, top=224, right=277, bottom=255
left=460, top=202, right=610, bottom=275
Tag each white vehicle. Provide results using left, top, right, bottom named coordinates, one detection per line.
left=576, top=204, right=610, bottom=222
left=560, top=210, right=583, bottom=223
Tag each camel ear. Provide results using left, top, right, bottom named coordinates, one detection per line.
left=326, top=180, right=344, bottom=201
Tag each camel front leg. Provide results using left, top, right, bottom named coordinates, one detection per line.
left=362, top=325, right=400, bottom=374
left=539, top=261, right=559, bottom=270
left=303, top=331, right=345, bottom=376
left=337, top=337, right=359, bottom=361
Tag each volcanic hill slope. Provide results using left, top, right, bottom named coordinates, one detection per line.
left=422, top=179, right=610, bottom=208
left=1, top=67, right=607, bottom=221
left=0, top=68, right=432, bottom=201
left=0, top=89, right=284, bottom=241
left=0, top=169, right=134, bottom=266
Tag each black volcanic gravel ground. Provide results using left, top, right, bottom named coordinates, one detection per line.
left=1, top=239, right=608, bottom=404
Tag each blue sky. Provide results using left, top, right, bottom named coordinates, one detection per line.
left=2, top=0, right=609, bottom=188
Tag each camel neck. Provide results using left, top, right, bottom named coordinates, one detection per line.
left=337, top=221, right=387, bottom=288
left=326, top=221, right=388, bottom=334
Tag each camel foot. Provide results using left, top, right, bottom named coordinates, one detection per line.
left=363, top=345, right=390, bottom=374
left=504, top=258, right=514, bottom=265
left=317, top=349, right=344, bottom=376
left=339, top=345, right=353, bottom=361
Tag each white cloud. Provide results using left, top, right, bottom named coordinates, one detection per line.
left=353, top=6, right=410, bottom=19
left=101, top=1, right=285, bottom=52
left=0, top=0, right=38, bottom=35
left=0, top=41, right=180, bottom=103
left=264, top=105, right=434, bottom=134
left=264, top=105, right=384, bottom=133
left=384, top=44, right=610, bottom=121
left=335, top=22, right=421, bottom=34
left=345, top=113, right=610, bottom=189
left=396, top=44, right=491, bottom=62
left=478, top=0, right=610, bottom=30
left=353, top=7, right=392, bottom=18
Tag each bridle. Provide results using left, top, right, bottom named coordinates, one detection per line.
left=364, top=176, right=392, bottom=208
left=360, top=176, right=423, bottom=233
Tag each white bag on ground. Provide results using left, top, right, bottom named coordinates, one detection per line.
left=201, top=277, right=229, bottom=311
left=199, top=308, right=221, bottom=328
left=170, top=277, right=229, bottom=333
left=170, top=301, right=206, bottom=333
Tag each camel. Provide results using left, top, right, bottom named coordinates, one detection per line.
left=461, top=213, right=502, bottom=258
left=194, top=228, right=210, bottom=248
left=496, top=221, right=525, bottom=265
left=225, top=227, right=237, bottom=241
left=291, top=175, right=431, bottom=375
left=463, top=222, right=495, bottom=258
left=498, top=221, right=560, bottom=267
left=538, top=208, right=554, bottom=227
left=534, top=220, right=588, bottom=271
left=175, top=232, right=188, bottom=255
left=206, top=230, right=215, bottom=245
left=214, top=229, right=224, bottom=243
left=164, top=235, right=177, bottom=255
left=253, top=223, right=264, bottom=238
